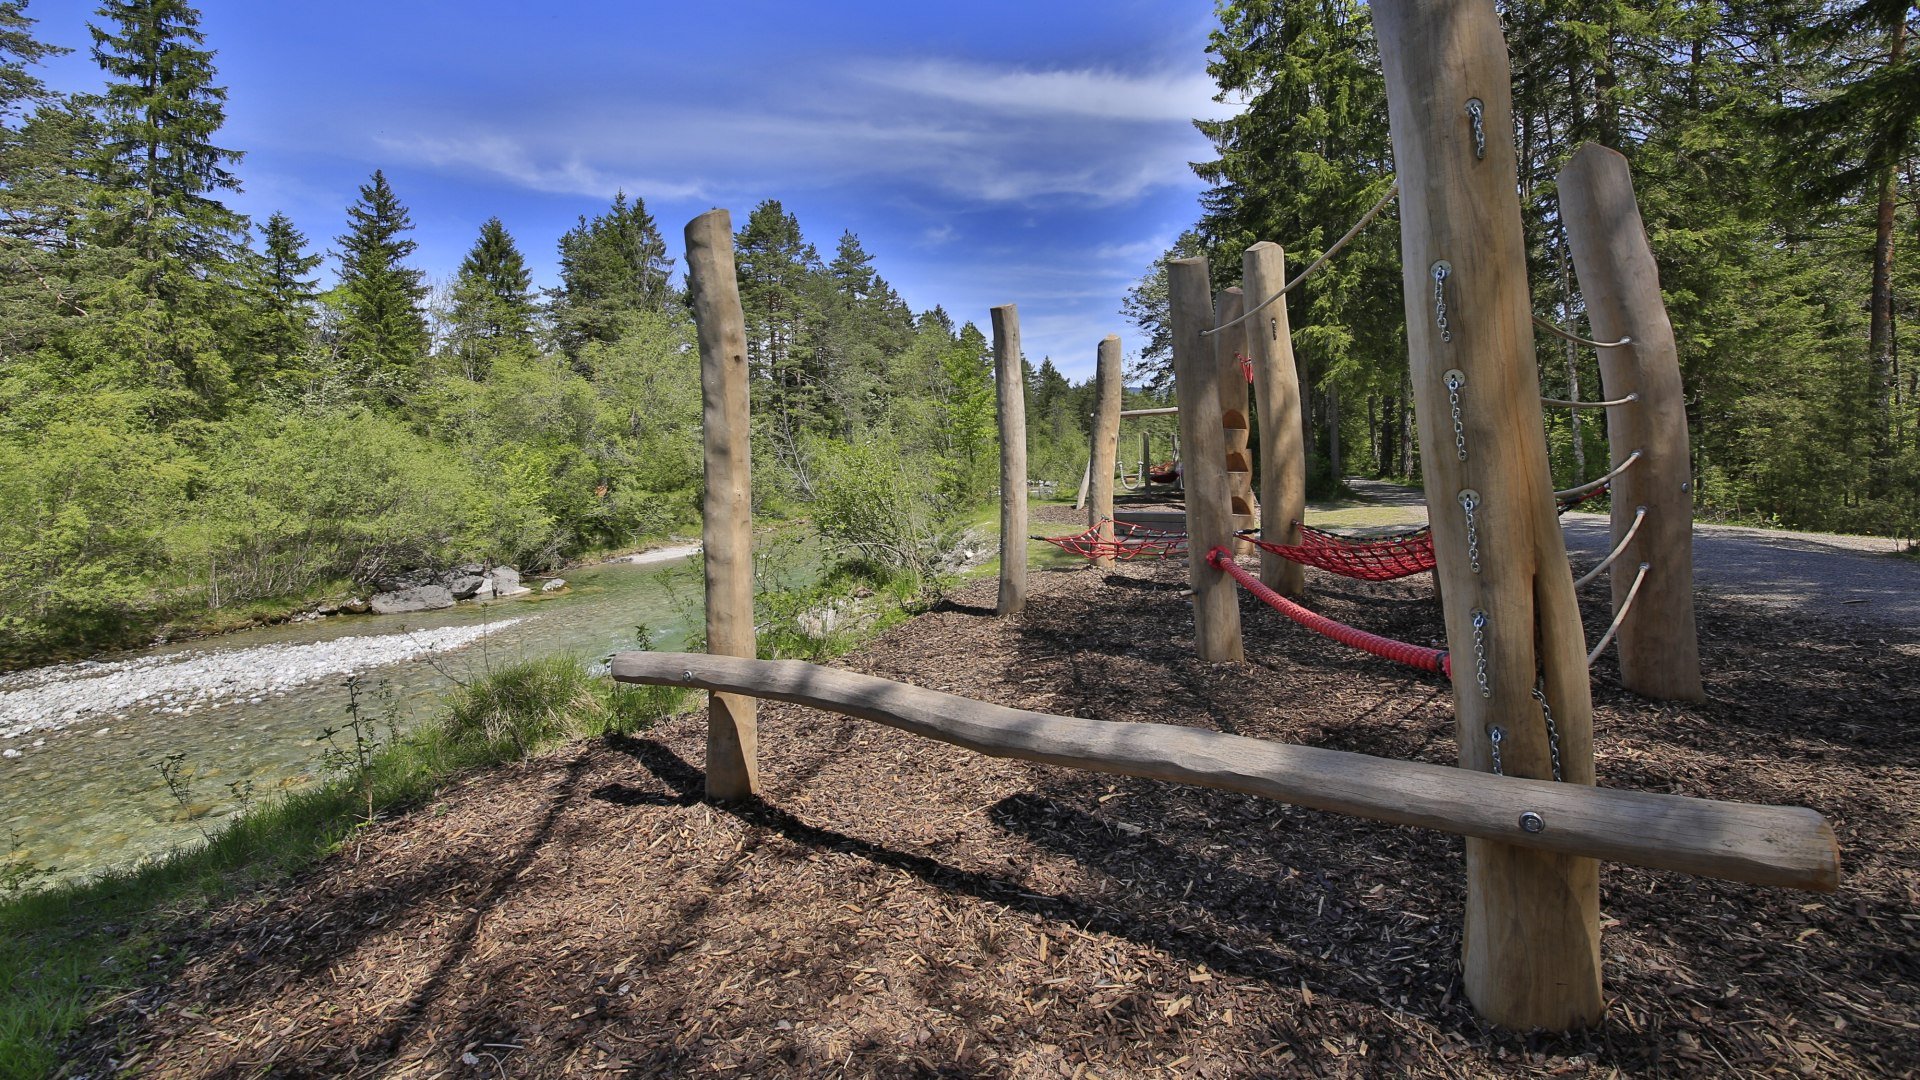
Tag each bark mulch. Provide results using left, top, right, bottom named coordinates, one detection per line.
left=67, top=546, right=1919, bottom=1078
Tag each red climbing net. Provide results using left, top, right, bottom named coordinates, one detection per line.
left=1035, top=519, right=1189, bottom=562
left=1207, top=547, right=1452, bottom=677
left=1242, top=523, right=1437, bottom=582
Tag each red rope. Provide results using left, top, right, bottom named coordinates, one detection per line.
left=1036, top=519, right=1189, bottom=562
left=1208, top=547, right=1451, bottom=677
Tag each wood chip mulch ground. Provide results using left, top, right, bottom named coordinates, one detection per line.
left=68, top=519, right=1919, bottom=1078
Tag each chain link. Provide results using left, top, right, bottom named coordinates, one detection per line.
left=1532, top=682, right=1564, bottom=782
left=1444, top=368, right=1468, bottom=461
left=1431, top=261, right=1452, bottom=343
left=1458, top=489, right=1482, bottom=574
left=1470, top=608, right=1491, bottom=699
left=1487, top=725, right=1504, bottom=776
left=1465, top=98, right=1486, bottom=160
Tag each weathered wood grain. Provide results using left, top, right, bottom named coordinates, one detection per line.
left=611, top=652, right=1839, bottom=893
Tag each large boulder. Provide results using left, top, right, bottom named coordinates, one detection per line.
left=370, top=584, right=455, bottom=615
left=487, top=565, right=530, bottom=597
left=446, top=575, right=490, bottom=600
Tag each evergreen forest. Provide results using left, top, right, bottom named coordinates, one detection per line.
left=1132, top=0, right=1919, bottom=537
left=2, top=0, right=1916, bottom=666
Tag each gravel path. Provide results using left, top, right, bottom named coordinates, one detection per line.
left=1339, top=479, right=1920, bottom=632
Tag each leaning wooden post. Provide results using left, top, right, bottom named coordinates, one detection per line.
left=1169, top=258, right=1245, bottom=662
left=1214, top=288, right=1260, bottom=557
left=1559, top=143, right=1704, bottom=703
left=993, top=305, right=1028, bottom=615
left=1087, top=335, right=1125, bottom=568
left=684, top=209, right=758, bottom=801
left=1242, top=243, right=1307, bottom=596
left=1375, top=0, right=1602, bottom=1029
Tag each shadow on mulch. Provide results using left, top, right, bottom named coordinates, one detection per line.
left=65, top=556, right=1920, bottom=1079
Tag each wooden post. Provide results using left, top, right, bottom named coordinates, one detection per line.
left=1214, top=288, right=1260, bottom=557
left=1169, top=258, right=1245, bottom=662
left=1375, top=0, right=1602, bottom=1029
left=1558, top=143, right=1705, bottom=703
left=1139, top=431, right=1152, bottom=493
left=684, top=209, right=758, bottom=801
left=1243, top=243, right=1307, bottom=596
left=994, top=305, right=1028, bottom=615
left=1088, top=335, right=1125, bottom=568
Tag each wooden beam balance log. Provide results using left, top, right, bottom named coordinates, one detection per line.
left=1376, top=0, right=1604, bottom=1029
left=1558, top=143, right=1705, bottom=703
left=1213, top=287, right=1260, bottom=557
left=610, top=652, right=1839, bottom=893
left=993, top=304, right=1028, bottom=615
left=1168, top=258, right=1244, bottom=662
left=683, top=209, right=758, bottom=801
left=1242, top=242, right=1307, bottom=597
left=1087, top=335, right=1125, bottom=569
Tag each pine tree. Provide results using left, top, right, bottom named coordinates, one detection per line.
left=240, top=210, right=320, bottom=383
left=550, top=191, right=673, bottom=368
left=445, top=216, right=535, bottom=380
left=85, top=0, right=247, bottom=416
left=735, top=200, right=823, bottom=490
left=0, top=2, right=93, bottom=360
left=333, top=169, right=428, bottom=399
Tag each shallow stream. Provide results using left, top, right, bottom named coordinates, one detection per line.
left=1, top=551, right=713, bottom=885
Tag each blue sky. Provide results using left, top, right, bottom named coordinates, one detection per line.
left=33, top=1, right=1235, bottom=380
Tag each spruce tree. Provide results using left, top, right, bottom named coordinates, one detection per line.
left=550, top=191, right=673, bottom=368
left=86, top=0, right=247, bottom=416
left=334, top=169, right=428, bottom=399
left=445, top=216, right=535, bottom=380
left=242, top=210, right=320, bottom=383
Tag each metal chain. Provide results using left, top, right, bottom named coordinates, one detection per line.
left=1470, top=609, right=1491, bottom=699
left=1465, top=99, right=1486, bottom=160
left=1444, top=368, right=1468, bottom=461
left=1487, top=725, right=1504, bottom=776
left=1531, top=682, right=1564, bottom=782
left=1431, top=261, right=1453, bottom=343
left=1458, top=489, right=1482, bottom=574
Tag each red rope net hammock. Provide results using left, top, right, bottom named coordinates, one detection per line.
left=1035, top=518, right=1189, bottom=562
left=1243, top=524, right=1437, bottom=582
left=1208, top=547, right=1451, bottom=676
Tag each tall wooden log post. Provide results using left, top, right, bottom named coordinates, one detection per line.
left=1375, top=1, right=1602, bottom=1030
left=994, top=305, right=1028, bottom=615
left=1559, top=143, right=1705, bottom=703
left=1088, top=335, right=1125, bottom=569
left=1214, top=288, right=1260, bottom=557
left=1243, top=243, right=1307, bottom=596
left=684, top=209, right=759, bottom=801
left=1169, top=258, right=1245, bottom=662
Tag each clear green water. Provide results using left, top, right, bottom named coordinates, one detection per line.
left=0, top=553, right=710, bottom=885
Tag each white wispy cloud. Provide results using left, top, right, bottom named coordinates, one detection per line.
left=855, top=60, right=1235, bottom=124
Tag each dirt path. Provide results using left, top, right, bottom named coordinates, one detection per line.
left=1339, top=479, right=1920, bottom=632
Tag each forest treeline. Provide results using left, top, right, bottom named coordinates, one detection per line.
left=1128, top=0, right=1918, bottom=537
left=0, top=1, right=1125, bottom=665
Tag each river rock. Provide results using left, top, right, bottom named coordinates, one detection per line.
left=446, top=575, right=489, bottom=600
left=341, top=597, right=370, bottom=614
left=370, top=584, right=455, bottom=615
left=487, top=566, right=530, bottom=597
left=541, top=578, right=567, bottom=593
left=314, top=600, right=339, bottom=616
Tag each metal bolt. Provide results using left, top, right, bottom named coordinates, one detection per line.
left=1519, top=811, right=1546, bottom=834
left=683, top=669, right=694, bottom=679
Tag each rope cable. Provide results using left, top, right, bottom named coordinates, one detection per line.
left=1532, top=314, right=1631, bottom=349
left=1202, top=181, right=1400, bottom=338
left=1573, top=506, right=1647, bottom=589
left=1541, top=393, right=1639, bottom=408
left=1208, top=547, right=1451, bottom=676
left=1587, top=561, right=1651, bottom=666
left=1555, top=450, right=1641, bottom=501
